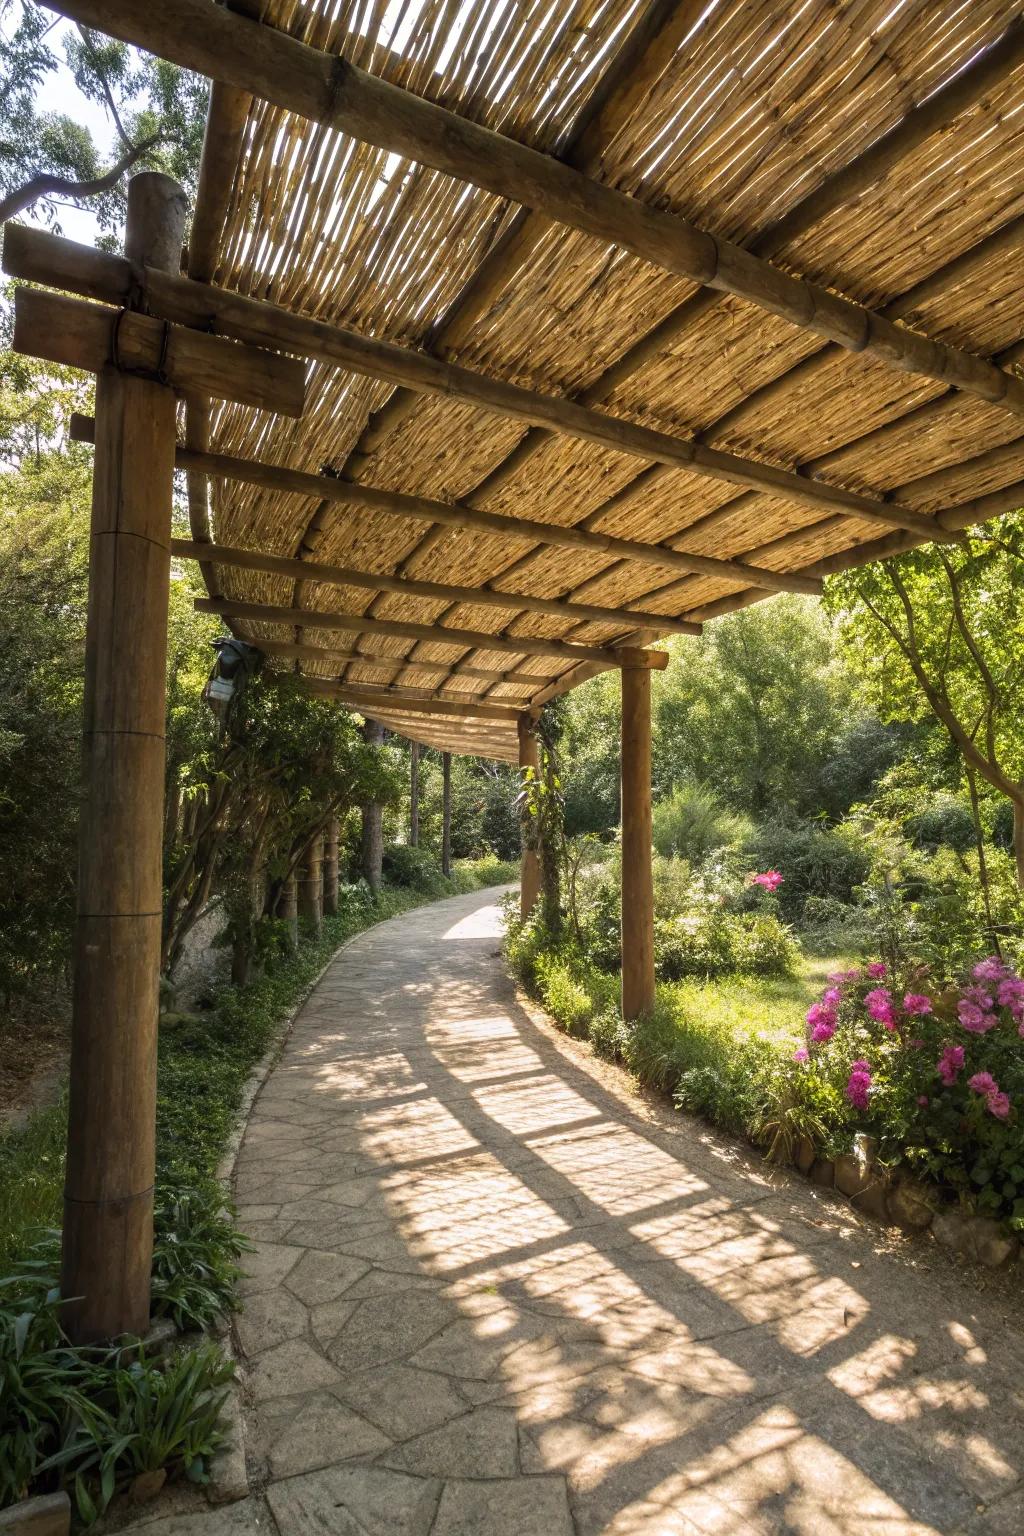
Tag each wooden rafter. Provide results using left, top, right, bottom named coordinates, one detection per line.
left=61, top=411, right=817, bottom=596
left=169, top=537, right=702, bottom=635
left=9, top=228, right=942, bottom=552
left=40, top=0, right=1024, bottom=419
left=331, top=0, right=1024, bottom=675
left=194, top=597, right=670, bottom=669
left=253, top=639, right=553, bottom=689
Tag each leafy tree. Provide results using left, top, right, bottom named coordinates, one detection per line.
left=827, top=521, right=1024, bottom=884
left=0, top=3, right=207, bottom=227
left=652, top=596, right=853, bottom=818
left=0, top=435, right=91, bottom=995
left=559, top=669, right=620, bottom=836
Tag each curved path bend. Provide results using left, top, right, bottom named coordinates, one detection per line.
left=176, top=889, right=1024, bottom=1535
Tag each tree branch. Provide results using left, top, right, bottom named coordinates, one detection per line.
left=0, top=130, right=162, bottom=224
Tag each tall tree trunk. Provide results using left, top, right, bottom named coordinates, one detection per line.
left=441, top=752, right=452, bottom=877
left=1013, top=797, right=1024, bottom=891
left=410, top=741, right=420, bottom=847
left=361, top=719, right=385, bottom=893
left=965, top=765, right=998, bottom=951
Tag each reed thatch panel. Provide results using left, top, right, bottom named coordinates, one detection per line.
left=178, top=0, right=1024, bottom=756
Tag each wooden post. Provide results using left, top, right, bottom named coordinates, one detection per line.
left=518, top=714, right=542, bottom=921
left=298, top=831, right=323, bottom=936
left=280, top=871, right=299, bottom=951
left=322, top=816, right=340, bottom=915
left=409, top=741, right=420, bottom=847
left=620, top=661, right=655, bottom=1020
left=61, top=173, right=187, bottom=1343
left=441, top=751, right=452, bottom=878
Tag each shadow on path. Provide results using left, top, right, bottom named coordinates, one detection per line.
left=229, top=888, right=1024, bottom=1536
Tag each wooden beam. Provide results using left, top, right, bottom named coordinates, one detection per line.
left=195, top=595, right=669, bottom=668
left=401, top=46, right=1024, bottom=663
left=620, top=660, right=655, bottom=1020
left=168, top=440, right=832, bottom=592
left=252, top=637, right=552, bottom=688
left=349, top=0, right=704, bottom=462
left=60, top=174, right=186, bottom=1344
left=18, top=231, right=941, bottom=548
left=169, top=536, right=701, bottom=635
left=11, top=287, right=304, bottom=415
left=299, top=682, right=521, bottom=722
left=39, top=0, right=1024, bottom=420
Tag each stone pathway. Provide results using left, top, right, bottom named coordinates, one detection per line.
left=144, top=889, right=1024, bottom=1535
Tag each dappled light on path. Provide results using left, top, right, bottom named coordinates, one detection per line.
left=233, top=890, right=1024, bottom=1536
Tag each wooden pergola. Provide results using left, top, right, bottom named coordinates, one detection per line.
left=11, top=0, right=1024, bottom=1340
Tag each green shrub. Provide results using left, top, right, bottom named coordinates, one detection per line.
left=382, top=844, right=447, bottom=893
left=535, top=953, right=596, bottom=1035
left=800, top=896, right=874, bottom=955
left=654, top=908, right=797, bottom=981
left=741, top=820, right=869, bottom=921
left=905, top=793, right=976, bottom=854
left=0, top=1265, right=232, bottom=1523
left=795, top=956, right=1024, bottom=1222
left=652, top=784, right=751, bottom=864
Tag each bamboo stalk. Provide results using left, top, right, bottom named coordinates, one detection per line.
left=169, top=536, right=701, bottom=634
left=14, top=228, right=940, bottom=547
left=36, top=0, right=1024, bottom=418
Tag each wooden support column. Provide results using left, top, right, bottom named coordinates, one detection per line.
left=518, top=713, right=541, bottom=922
left=322, top=816, right=340, bottom=916
left=441, top=752, right=452, bottom=878
left=409, top=742, right=420, bottom=847
left=61, top=173, right=187, bottom=1343
left=620, top=661, right=655, bottom=1021
left=298, top=831, right=323, bottom=935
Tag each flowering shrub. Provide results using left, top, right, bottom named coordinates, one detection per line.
left=794, top=955, right=1024, bottom=1225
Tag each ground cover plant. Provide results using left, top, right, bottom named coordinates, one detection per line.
left=0, top=854, right=512, bottom=1522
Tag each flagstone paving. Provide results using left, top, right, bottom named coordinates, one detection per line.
left=153, top=888, right=1024, bottom=1534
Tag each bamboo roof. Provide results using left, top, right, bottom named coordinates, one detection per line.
left=163, top=0, right=1024, bottom=759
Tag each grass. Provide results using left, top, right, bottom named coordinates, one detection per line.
left=0, top=1094, right=66, bottom=1272
left=0, top=863, right=516, bottom=1270
left=661, top=949, right=854, bottom=1049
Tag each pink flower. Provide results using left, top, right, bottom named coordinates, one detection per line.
left=822, top=987, right=841, bottom=1008
left=903, top=993, right=933, bottom=1016
left=864, top=988, right=896, bottom=1029
left=845, top=1060, right=872, bottom=1111
left=937, top=1044, right=965, bottom=1086
left=958, top=1001, right=997, bottom=1034
left=811, top=1021, right=836, bottom=1043
left=1019, top=1021, right=1024, bottom=1039
left=806, top=1001, right=837, bottom=1031
left=750, top=870, right=783, bottom=892
left=986, top=1091, right=1011, bottom=1120
left=973, top=956, right=1007, bottom=981
left=917, top=1095, right=929, bottom=1107
left=962, top=984, right=994, bottom=1011
left=866, top=962, right=887, bottom=980
left=997, top=976, right=1024, bottom=1008
left=793, top=1047, right=809, bottom=1063
left=828, top=968, right=862, bottom=985
left=968, top=1072, right=998, bottom=1097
